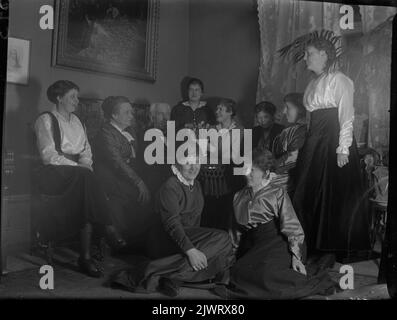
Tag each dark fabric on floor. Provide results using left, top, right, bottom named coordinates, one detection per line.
left=227, top=222, right=336, bottom=299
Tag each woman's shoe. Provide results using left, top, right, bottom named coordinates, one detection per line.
left=78, top=257, right=104, bottom=278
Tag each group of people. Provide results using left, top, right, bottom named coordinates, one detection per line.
left=33, top=35, right=371, bottom=299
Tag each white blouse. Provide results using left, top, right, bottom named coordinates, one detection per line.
left=34, top=107, right=93, bottom=166
left=303, top=71, right=355, bottom=155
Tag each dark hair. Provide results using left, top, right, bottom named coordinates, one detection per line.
left=283, top=92, right=306, bottom=119
left=187, top=78, right=204, bottom=92
left=101, top=96, right=131, bottom=120
left=218, top=98, right=236, bottom=117
left=306, top=37, right=337, bottom=72
left=255, top=101, right=277, bottom=118
left=47, top=80, right=79, bottom=104
left=252, top=148, right=276, bottom=173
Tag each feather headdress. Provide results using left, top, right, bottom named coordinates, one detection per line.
left=278, top=29, right=343, bottom=71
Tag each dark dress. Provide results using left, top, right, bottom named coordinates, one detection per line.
left=292, top=72, right=370, bottom=258
left=93, top=122, right=150, bottom=244
left=171, top=101, right=215, bottom=131
left=110, top=175, right=234, bottom=293
left=33, top=110, right=112, bottom=241
left=252, top=123, right=285, bottom=151
left=226, top=184, right=335, bottom=299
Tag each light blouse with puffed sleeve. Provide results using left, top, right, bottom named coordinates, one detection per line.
left=233, top=184, right=305, bottom=261
left=303, top=71, right=354, bottom=155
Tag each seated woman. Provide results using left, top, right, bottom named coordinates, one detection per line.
left=271, top=93, right=307, bottom=193
left=34, top=80, right=126, bottom=278
left=138, top=102, right=172, bottom=195
left=93, top=96, right=151, bottom=245
left=110, top=149, right=233, bottom=297
left=199, top=99, right=245, bottom=231
left=252, top=101, right=284, bottom=151
left=171, top=78, right=215, bottom=132
left=219, top=150, right=336, bottom=299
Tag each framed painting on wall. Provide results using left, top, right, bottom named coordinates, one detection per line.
left=7, top=37, right=31, bottom=85
left=52, top=0, right=159, bottom=82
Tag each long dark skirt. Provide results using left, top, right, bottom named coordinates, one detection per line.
left=110, top=226, right=234, bottom=293
left=292, top=109, right=370, bottom=256
left=228, top=222, right=335, bottom=299
left=35, top=165, right=112, bottom=241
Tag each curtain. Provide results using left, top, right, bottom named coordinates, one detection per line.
left=256, top=1, right=395, bottom=158
left=358, top=5, right=396, bottom=158
left=256, top=0, right=341, bottom=123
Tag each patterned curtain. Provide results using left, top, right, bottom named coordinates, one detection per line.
left=358, top=5, right=396, bottom=158
left=256, top=0, right=341, bottom=124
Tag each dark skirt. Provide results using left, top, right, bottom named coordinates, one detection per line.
left=292, top=109, right=370, bottom=255
left=110, top=226, right=234, bottom=293
left=228, top=222, right=335, bottom=299
left=35, top=165, right=112, bottom=241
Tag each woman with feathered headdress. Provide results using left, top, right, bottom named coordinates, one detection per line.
left=278, top=30, right=370, bottom=265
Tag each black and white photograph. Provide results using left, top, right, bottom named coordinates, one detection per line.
left=0, top=0, right=396, bottom=307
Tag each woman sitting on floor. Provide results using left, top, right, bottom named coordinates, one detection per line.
left=271, top=93, right=307, bottom=195
left=93, top=96, right=151, bottom=246
left=110, top=147, right=234, bottom=297
left=34, top=80, right=126, bottom=278
left=217, top=149, right=337, bottom=299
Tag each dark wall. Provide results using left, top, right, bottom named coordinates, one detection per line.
left=188, top=0, right=260, bottom=127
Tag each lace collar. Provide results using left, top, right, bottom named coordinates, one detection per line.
left=171, top=165, right=195, bottom=188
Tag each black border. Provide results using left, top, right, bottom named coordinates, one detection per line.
left=0, top=0, right=396, bottom=311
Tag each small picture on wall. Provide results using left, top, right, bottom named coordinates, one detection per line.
left=7, top=37, right=31, bottom=85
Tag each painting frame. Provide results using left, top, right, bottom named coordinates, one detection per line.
left=6, top=37, right=31, bottom=85
left=52, top=0, right=160, bottom=82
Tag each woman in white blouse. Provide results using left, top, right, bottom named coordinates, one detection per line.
left=34, top=80, right=126, bottom=278
left=290, top=37, right=370, bottom=264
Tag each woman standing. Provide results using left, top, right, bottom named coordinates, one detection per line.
left=216, top=150, right=336, bottom=299
left=34, top=80, right=125, bottom=277
left=171, top=78, right=215, bottom=132
left=280, top=32, right=370, bottom=262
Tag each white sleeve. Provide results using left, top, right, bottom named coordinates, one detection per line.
left=334, top=73, right=355, bottom=155
left=34, top=114, right=78, bottom=166
left=77, top=123, right=93, bottom=166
